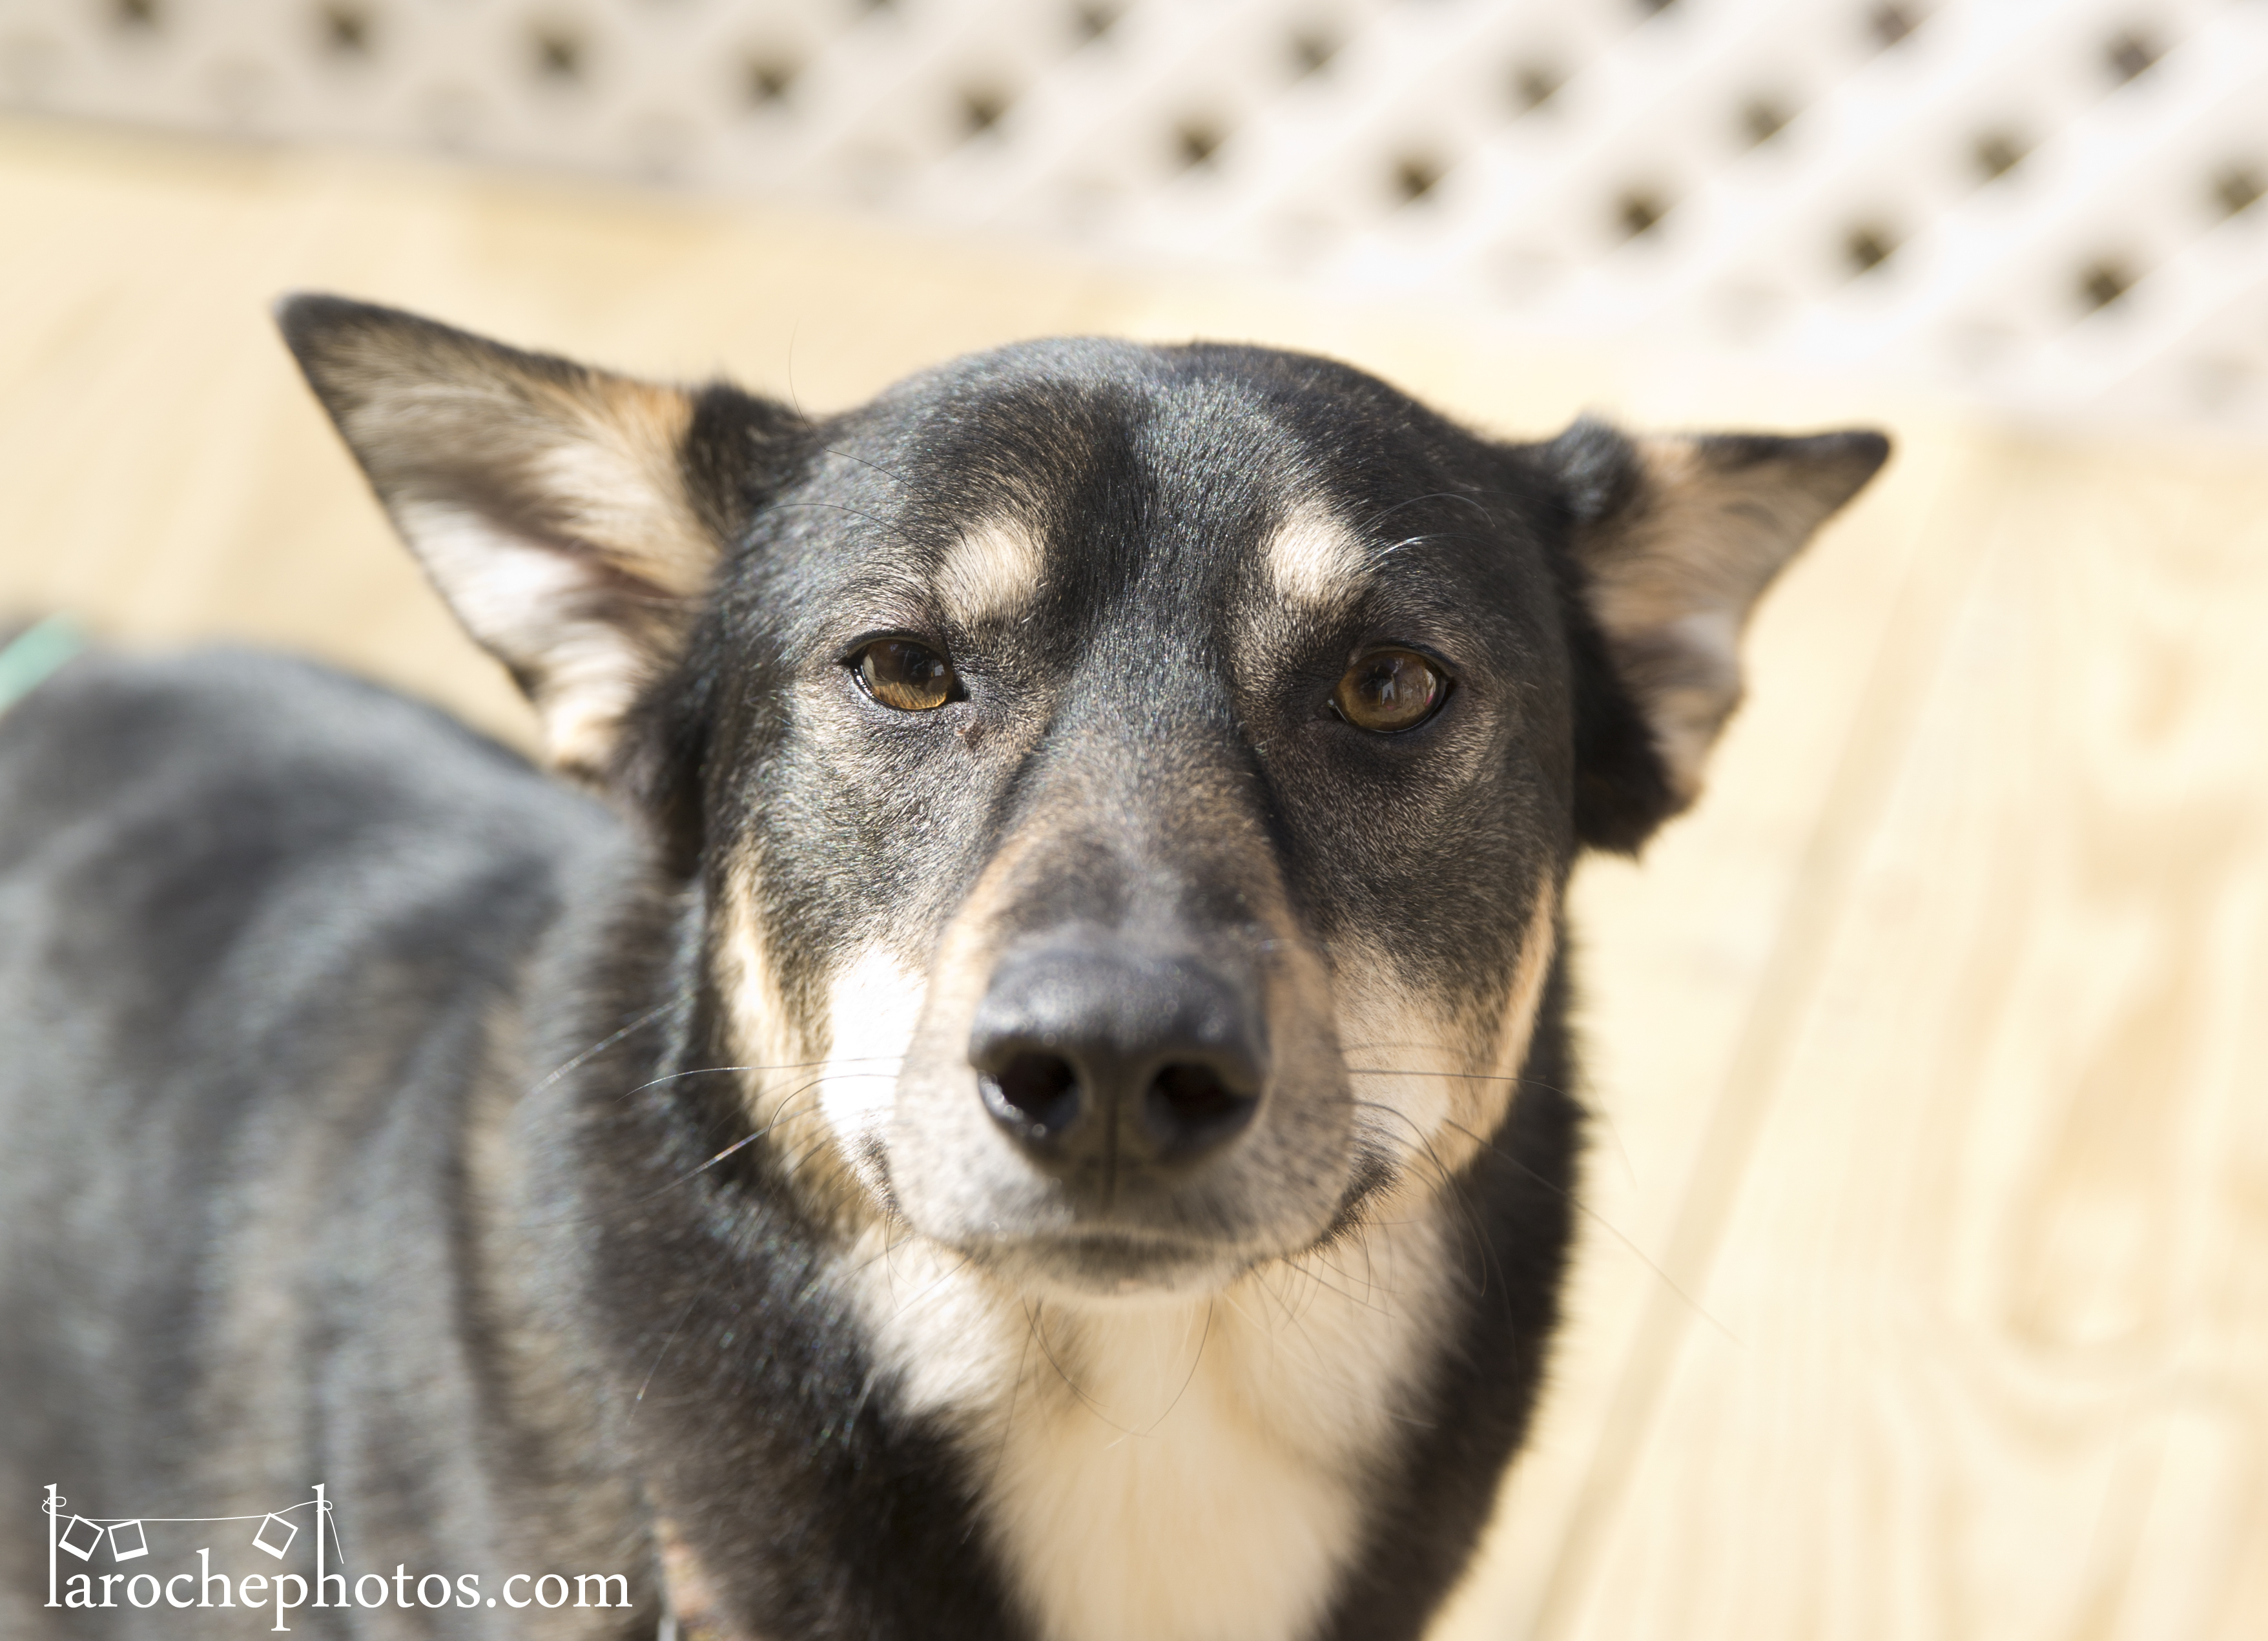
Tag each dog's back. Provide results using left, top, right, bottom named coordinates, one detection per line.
left=0, top=649, right=644, bottom=1635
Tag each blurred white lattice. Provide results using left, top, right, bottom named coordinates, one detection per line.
left=4, top=0, right=2265, bottom=430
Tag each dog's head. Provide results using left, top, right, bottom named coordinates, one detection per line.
left=282, top=298, right=1884, bottom=1303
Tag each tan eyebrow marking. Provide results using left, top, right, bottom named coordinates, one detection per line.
left=1263, top=504, right=1370, bottom=611
left=936, top=515, right=1046, bottom=627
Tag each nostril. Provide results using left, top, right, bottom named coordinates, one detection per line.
left=1144, top=1061, right=1259, bottom=1158
left=1150, top=1062, right=1238, bottom=1122
left=981, top=1050, right=1081, bottom=1140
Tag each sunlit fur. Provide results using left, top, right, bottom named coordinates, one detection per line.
left=936, top=515, right=1049, bottom=630
left=1263, top=503, right=1371, bottom=615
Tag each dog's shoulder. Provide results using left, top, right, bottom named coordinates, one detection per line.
left=0, top=643, right=626, bottom=1137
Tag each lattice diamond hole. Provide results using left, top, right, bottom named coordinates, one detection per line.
left=747, top=57, right=796, bottom=106
left=1616, top=187, right=1669, bottom=239
left=1742, top=96, right=1793, bottom=146
left=2104, top=30, right=2158, bottom=84
left=1973, top=130, right=2028, bottom=180
left=1175, top=120, right=1224, bottom=169
left=961, top=85, right=1009, bottom=136
left=1870, top=4, right=1923, bottom=49
left=532, top=28, right=582, bottom=83
left=1394, top=154, right=1444, bottom=204
left=320, top=5, right=370, bottom=57
left=2212, top=163, right=2263, bottom=219
left=2078, top=258, right=2135, bottom=310
left=1510, top=62, right=1563, bottom=113
left=1845, top=223, right=1898, bottom=273
left=1290, top=30, right=1336, bottom=78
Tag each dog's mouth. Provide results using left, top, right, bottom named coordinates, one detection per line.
left=881, top=1121, right=1405, bottom=1306
left=959, top=1225, right=1259, bottom=1301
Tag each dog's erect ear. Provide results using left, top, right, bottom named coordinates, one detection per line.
left=1537, top=417, right=1890, bottom=850
left=277, top=294, right=795, bottom=783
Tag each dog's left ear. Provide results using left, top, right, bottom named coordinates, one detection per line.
left=278, top=294, right=797, bottom=788
left=1536, top=417, right=1890, bottom=850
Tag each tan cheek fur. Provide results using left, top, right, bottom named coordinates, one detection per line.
left=1333, top=879, right=1559, bottom=1193
left=714, top=799, right=1091, bottom=1238
left=716, top=873, right=923, bottom=1229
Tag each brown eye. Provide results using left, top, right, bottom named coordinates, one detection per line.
left=1334, top=648, right=1446, bottom=733
left=855, top=639, right=954, bottom=711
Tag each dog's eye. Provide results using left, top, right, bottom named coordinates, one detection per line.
left=854, top=639, right=955, bottom=711
left=1334, top=648, right=1447, bottom=734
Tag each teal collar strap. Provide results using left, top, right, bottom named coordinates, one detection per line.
left=0, top=614, right=86, bottom=716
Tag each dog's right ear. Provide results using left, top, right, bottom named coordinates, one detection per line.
left=1533, top=415, right=1890, bottom=852
left=277, top=294, right=798, bottom=790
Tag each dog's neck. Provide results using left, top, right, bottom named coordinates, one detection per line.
left=833, top=1201, right=1456, bottom=1641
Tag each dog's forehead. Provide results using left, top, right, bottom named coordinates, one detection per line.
left=803, top=339, right=1514, bottom=622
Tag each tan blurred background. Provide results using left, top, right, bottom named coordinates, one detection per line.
left=3, top=67, right=2266, bottom=1641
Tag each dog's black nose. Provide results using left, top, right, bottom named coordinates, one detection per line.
left=969, top=938, right=1264, bottom=1181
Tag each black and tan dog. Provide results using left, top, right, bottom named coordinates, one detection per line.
left=0, top=299, right=1884, bottom=1639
